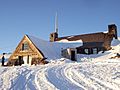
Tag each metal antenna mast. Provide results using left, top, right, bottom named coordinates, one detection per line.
left=55, top=12, right=58, bottom=33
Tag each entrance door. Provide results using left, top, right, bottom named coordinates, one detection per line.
left=18, top=56, right=24, bottom=65
left=71, top=51, right=76, bottom=61
left=23, top=55, right=32, bottom=65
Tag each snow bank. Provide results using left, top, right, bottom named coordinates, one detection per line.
left=111, top=38, right=120, bottom=46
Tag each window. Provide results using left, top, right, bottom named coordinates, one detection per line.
left=22, top=42, right=29, bottom=50
left=84, top=49, right=89, bottom=54
left=93, top=48, right=98, bottom=54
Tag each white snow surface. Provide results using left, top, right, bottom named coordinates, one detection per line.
left=57, top=39, right=83, bottom=43
left=0, top=59, right=120, bottom=90
left=0, top=38, right=120, bottom=90
left=111, top=38, right=120, bottom=46
left=28, top=35, right=82, bottom=60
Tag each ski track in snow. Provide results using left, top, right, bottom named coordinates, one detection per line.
left=0, top=62, right=120, bottom=90
left=45, top=63, right=120, bottom=90
left=9, top=66, right=37, bottom=90
left=46, top=64, right=82, bottom=90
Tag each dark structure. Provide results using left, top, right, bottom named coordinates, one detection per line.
left=50, top=24, right=118, bottom=54
left=50, top=32, right=58, bottom=42
left=2, top=53, right=5, bottom=66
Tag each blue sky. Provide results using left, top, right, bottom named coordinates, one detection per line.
left=0, top=0, right=120, bottom=54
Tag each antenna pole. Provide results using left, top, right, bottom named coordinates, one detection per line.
left=55, top=12, right=58, bottom=33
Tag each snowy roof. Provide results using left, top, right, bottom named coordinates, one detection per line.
left=28, top=35, right=82, bottom=60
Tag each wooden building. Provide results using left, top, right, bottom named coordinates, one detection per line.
left=50, top=24, right=118, bottom=54
left=8, top=35, right=49, bottom=66
left=8, top=35, right=81, bottom=65
left=8, top=13, right=118, bottom=64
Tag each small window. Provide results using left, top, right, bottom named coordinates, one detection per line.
left=22, top=42, right=29, bottom=50
left=93, top=48, right=97, bottom=54
left=84, top=49, right=89, bottom=54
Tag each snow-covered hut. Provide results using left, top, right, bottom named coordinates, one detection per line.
left=8, top=35, right=82, bottom=66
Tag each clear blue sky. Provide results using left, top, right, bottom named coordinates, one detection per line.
left=0, top=0, right=120, bottom=54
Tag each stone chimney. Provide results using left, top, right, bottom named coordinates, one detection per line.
left=108, top=24, right=118, bottom=39
left=49, top=32, right=58, bottom=42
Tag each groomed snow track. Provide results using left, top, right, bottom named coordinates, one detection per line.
left=0, top=61, right=120, bottom=90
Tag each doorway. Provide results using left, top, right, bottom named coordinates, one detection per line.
left=18, top=56, right=24, bottom=65
left=71, top=51, right=76, bottom=61
left=23, top=55, right=32, bottom=65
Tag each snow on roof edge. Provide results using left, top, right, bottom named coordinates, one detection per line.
left=27, top=35, right=82, bottom=60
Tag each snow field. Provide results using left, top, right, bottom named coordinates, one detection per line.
left=0, top=60, right=120, bottom=90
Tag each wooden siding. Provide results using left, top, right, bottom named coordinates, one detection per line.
left=8, top=35, right=45, bottom=66
left=55, top=24, right=117, bottom=54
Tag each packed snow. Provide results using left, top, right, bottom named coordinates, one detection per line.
left=0, top=38, right=120, bottom=90
left=57, top=39, right=83, bottom=43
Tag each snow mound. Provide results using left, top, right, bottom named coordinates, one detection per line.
left=111, top=38, right=120, bottom=46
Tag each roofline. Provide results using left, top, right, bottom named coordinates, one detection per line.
left=26, top=35, right=45, bottom=58
left=57, top=32, right=104, bottom=39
